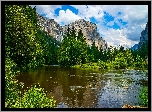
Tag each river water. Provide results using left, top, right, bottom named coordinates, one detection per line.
left=16, top=66, right=148, bottom=108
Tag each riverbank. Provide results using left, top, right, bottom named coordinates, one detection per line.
left=71, top=62, right=148, bottom=72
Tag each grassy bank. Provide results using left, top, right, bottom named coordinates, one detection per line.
left=71, top=60, right=148, bottom=71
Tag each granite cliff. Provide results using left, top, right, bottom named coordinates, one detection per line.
left=138, top=22, right=148, bottom=48
left=37, top=14, right=108, bottom=51
left=131, top=22, right=148, bottom=50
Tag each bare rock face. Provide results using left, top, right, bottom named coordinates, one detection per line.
left=138, top=22, right=148, bottom=48
left=37, top=14, right=63, bottom=41
left=37, top=14, right=108, bottom=50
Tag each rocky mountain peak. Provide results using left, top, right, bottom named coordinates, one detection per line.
left=37, top=14, right=108, bottom=51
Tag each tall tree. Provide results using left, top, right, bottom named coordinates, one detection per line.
left=90, top=41, right=99, bottom=62
left=5, top=5, right=44, bottom=70
left=59, top=27, right=87, bottom=66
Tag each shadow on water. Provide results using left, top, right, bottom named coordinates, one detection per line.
left=16, top=66, right=148, bottom=108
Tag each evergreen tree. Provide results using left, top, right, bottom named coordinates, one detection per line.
left=59, top=27, right=87, bottom=66
left=90, top=41, right=99, bottom=62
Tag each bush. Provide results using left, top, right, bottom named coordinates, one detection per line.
left=5, top=57, right=56, bottom=108
left=139, top=86, right=148, bottom=107
left=113, top=52, right=128, bottom=69
left=97, top=60, right=106, bottom=69
left=5, top=57, right=21, bottom=108
left=21, top=85, right=56, bottom=108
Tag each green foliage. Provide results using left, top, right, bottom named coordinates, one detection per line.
left=86, top=47, right=95, bottom=62
left=114, top=52, right=128, bottom=69
left=5, top=57, right=56, bottom=108
left=72, top=42, right=148, bottom=71
left=37, top=30, right=60, bottom=65
left=90, top=42, right=100, bottom=62
left=139, top=86, right=148, bottom=107
left=5, top=57, right=21, bottom=108
left=21, top=85, right=56, bottom=108
left=138, top=42, right=148, bottom=60
left=5, top=5, right=57, bottom=108
left=72, top=62, right=102, bottom=70
left=5, top=5, right=44, bottom=71
left=97, top=60, right=106, bottom=69
left=59, top=27, right=87, bottom=66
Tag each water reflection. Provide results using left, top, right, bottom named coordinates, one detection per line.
left=16, top=66, right=148, bottom=108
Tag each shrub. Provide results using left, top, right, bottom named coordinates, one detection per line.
left=21, top=85, right=56, bottom=108
left=114, top=53, right=128, bottom=69
left=5, top=57, right=21, bottom=108
left=97, top=60, right=106, bottom=69
left=139, top=86, right=148, bottom=107
left=5, top=57, right=56, bottom=108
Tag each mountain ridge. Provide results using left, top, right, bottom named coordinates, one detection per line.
left=37, top=13, right=108, bottom=51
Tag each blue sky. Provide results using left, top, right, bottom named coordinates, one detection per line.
left=30, top=5, right=148, bottom=48
left=55, top=5, right=79, bottom=16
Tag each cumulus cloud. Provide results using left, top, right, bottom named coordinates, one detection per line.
left=101, top=5, right=148, bottom=42
left=30, top=5, right=81, bottom=25
left=30, top=5, right=62, bottom=17
left=99, top=5, right=147, bottom=48
left=55, top=9, right=81, bottom=25
left=102, top=28, right=139, bottom=48
left=71, top=5, right=104, bottom=21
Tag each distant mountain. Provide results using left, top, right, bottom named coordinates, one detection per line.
left=138, top=22, right=148, bottom=49
left=130, top=22, right=148, bottom=50
left=37, top=13, right=108, bottom=51
left=130, top=44, right=138, bottom=50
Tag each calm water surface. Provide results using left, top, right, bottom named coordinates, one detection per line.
left=16, top=66, right=148, bottom=108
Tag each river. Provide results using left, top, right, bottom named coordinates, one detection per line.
left=16, top=65, right=148, bottom=108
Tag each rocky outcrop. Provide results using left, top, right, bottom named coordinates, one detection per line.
left=138, top=22, right=148, bottom=48
left=37, top=14, right=108, bottom=51
left=37, top=14, right=63, bottom=41
left=65, top=19, right=108, bottom=50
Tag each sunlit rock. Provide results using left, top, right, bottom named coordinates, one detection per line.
left=37, top=13, right=108, bottom=51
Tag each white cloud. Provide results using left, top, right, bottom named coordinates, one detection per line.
left=31, top=5, right=81, bottom=25
left=99, top=28, right=139, bottom=48
left=54, top=9, right=81, bottom=25
left=97, top=5, right=147, bottom=48
left=71, top=5, right=104, bottom=21
left=107, top=21, right=114, bottom=26
left=30, top=5, right=62, bottom=16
